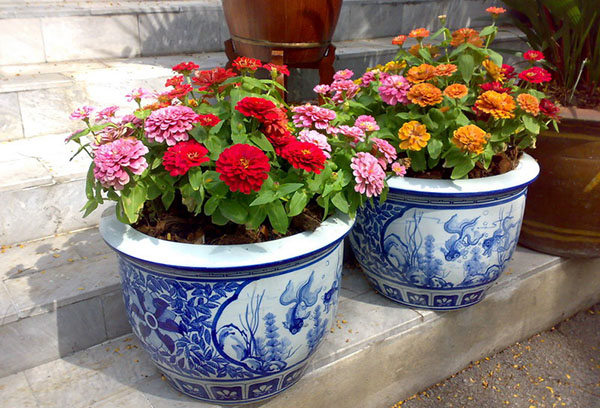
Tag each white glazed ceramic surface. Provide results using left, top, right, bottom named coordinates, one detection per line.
left=100, top=209, right=354, bottom=404
left=350, top=154, right=540, bottom=310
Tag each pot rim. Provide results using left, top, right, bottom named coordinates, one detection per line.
left=99, top=208, right=354, bottom=270
left=387, top=152, right=540, bottom=197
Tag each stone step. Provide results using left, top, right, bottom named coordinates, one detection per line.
left=0, top=0, right=505, bottom=66
left=1, top=239, right=598, bottom=407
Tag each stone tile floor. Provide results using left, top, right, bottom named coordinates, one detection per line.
left=395, top=303, right=600, bottom=408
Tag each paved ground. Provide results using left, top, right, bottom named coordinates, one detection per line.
left=394, top=303, right=600, bottom=408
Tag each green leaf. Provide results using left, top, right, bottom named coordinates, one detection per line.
left=331, top=192, right=350, bottom=213
left=81, top=199, right=98, bottom=218
left=267, top=201, right=289, bottom=233
left=523, top=115, right=540, bottom=134
left=188, top=167, right=204, bottom=190
left=288, top=190, right=309, bottom=217
left=250, top=133, right=274, bottom=153
left=219, top=199, right=248, bottom=224
left=277, top=183, right=304, bottom=197
left=211, top=209, right=229, bottom=226
left=450, top=157, right=476, bottom=179
left=458, top=53, right=475, bottom=83
left=487, top=49, right=503, bottom=67
left=204, top=196, right=220, bottom=216
left=456, top=112, right=471, bottom=126
left=408, top=150, right=427, bottom=172
left=161, top=190, right=175, bottom=210
left=85, top=164, right=95, bottom=200
left=479, top=25, right=497, bottom=37
left=427, top=138, right=443, bottom=159
left=250, top=190, right=277, bottom=206
left=134, top=109, right=151, bottom=120
left=246, top=206, right=267, bottom=230
left=120, top=183, right=147, bottom=223
left=231, top=131, right=249, bottom=145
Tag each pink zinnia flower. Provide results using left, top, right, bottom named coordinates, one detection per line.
left=292, top=104, right=336, bottom=130
left=338, top=125, right=365, bottom=145
left=360, top=71, right=377, bottom=87
left=371, top=137, right=397, bottom=168
left=354, top=115, right=380, bottom=132
left=350, top=152, right=385, bottom=197
left=144, top=105, right=200, bottom=146
left=391, top=162, right=407, bottom=176
left=70, top=106, right=94, bottom=121
left=93, top=138, right=148, bottom=190
left=378, top=75, right=411, bottom=105
left=333, top=69, right=354, bottom=81
left=330, top=79, right=360, bottom=103
left=298, top=129, right=332, bottom=159
left=96, top=106, right=119, bottom=121
left=313, top=84, right=330, bottom=95
left=125, top=88, right=153, bottom=102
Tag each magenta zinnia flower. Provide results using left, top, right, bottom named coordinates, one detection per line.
left=144, top=105, right=200, bottom=146
left=70, top=106, right=94, bottom=121
left=338, top=125, right=365, bottom=145
left=313, top=84, right=330, bottom=95
left=378, top=75, right=411, bottom=105
left=350, top=152, right=385, bottom=197
left=360, top=71, right=377, bottom=87
left=125, top=88, right=153, bottom=102
left=333, top=69, right=354, bottom=81
left=93, top=138, right=148, bottom=190
left=292, top=104, right=336, bottom=130
left=298, top=129, right=332, bottom=159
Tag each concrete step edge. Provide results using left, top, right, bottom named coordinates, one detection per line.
left=1, top=246, right=598, bottom=407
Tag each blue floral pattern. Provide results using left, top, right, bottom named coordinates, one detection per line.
left=350, top=188, right=529, bottom=310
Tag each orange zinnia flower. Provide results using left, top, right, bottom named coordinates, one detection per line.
left=450, top=28, right=483, bottom=47
left=406, top=64, right=437, bottom=83
left=475, top=91, right=516, bottom=119
left=517, top=93, right=540, bottom=116
left=452, top=125, right=490, bottom=154
left=392, top=35, right=407, bottom=46
left=486, top=7, right=506, bottom=15
left=435, top=64, right=458, bottom=77
left=444, top=84, right=469, bottom=99
left=408, top=28, right=430, bottom=38
left=482, top=60, right=505, bottom=82
left=407, top=83, right=443, bottom=107
left=398, top=121, right=431, bottom=151
left=408, top=43, right=441, bottom=59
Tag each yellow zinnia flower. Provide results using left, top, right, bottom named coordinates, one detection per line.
left=398, top=121, right=431, bottom=151
left=452, top=125, right=490, bottom=154
left=482, top=60, right=505, bottom=82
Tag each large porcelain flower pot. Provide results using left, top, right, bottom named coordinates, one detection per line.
left=349, top=153, right=539, bottom=311
left=100, top=208, right=353, bottom=404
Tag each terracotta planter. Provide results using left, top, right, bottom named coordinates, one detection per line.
left=519, top=107, right=600, bottom=257
left=221, top=0, right=343, bottom=65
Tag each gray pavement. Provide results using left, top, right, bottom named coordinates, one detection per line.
left=394, top=303, right=600, bottom=408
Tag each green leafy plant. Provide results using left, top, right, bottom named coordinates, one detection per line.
left=67, top=58, right=395, bottom=241
left=313, top=7, right=559, bottom=179
left=501, top=0, right=600, bottom=107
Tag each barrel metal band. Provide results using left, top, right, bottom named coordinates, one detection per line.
left=232, top=35, right=329, bottom=49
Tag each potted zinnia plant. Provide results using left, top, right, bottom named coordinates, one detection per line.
left=501, top=0, right=600, bottom=257
left=311, top=7, right=559, bottom=310
left=67, top=58, right=393, bottom=403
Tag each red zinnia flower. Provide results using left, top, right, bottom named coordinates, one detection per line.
left=523, top=50, right=545, bottom=61
left=235, top=97, right=281, bottom=122
left=539, top=98, right=561, bottom=121
left=165, top=75, right=184, bottom=88
left=172, top=61, right=200, bottom=74
left=232, top=56, right=262, bottom=72
left=281, top=141, right=326, bottom=174
left=216, top=144, right=270, bottom=194
left=258, top=106, right=294, bottom=153
left=480, top=81, right=511, bottom=93
left=163, top=140, right=210, bottom=177
left=192, top=68, right=236, bottom=92
left=519, top=67, right=552, bottom=84
left=501, top=64, right=516, bottom=80
left=197, top=114, right=221, bottom=127
left=263, top=63, right=290, bottom=76
left=168, top=83, right=193, bottom=99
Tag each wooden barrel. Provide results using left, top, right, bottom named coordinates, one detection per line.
left=222, top=0, right=343, bottom=65
left=519, top=113, right=600, bottom=257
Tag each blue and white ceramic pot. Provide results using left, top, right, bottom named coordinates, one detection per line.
left=100, top=208, right=353, bottom=404
left=349, top=153, right=540, bottom=311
